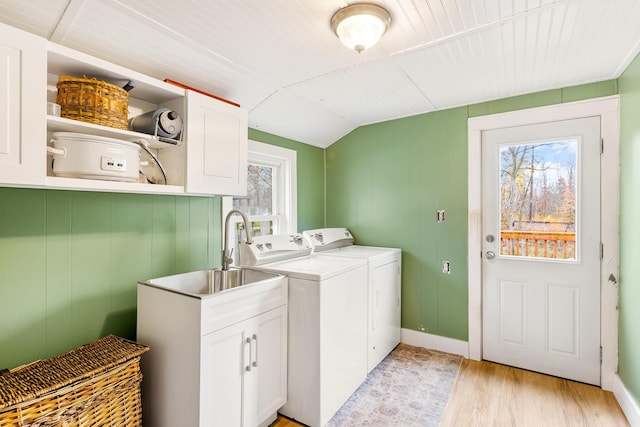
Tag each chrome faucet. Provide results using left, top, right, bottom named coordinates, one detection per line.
left=222, top=209, right=253, bottom=270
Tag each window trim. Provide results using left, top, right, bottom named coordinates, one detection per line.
left=222, top=140, right=297, bottom=261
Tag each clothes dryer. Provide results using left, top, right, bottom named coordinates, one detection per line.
left=241, top=233, right=368, bottom=427
left=303, top=228, right=402, bottom=372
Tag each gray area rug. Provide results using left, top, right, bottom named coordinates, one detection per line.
left=327, top=344, right=462, bottom=427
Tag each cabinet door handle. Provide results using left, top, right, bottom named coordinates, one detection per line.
left=245, top=337, right=252, bottom=372
left=252, top=334, right=258, bottom=368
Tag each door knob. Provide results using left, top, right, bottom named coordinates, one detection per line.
left=486, top=251, right=496, bottom=260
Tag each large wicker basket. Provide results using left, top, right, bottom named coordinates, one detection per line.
left=56, top=75, right=129, bottom=130
left=0, top=335, right=149, bottom=427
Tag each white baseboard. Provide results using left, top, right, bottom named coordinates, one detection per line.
left=401, top=328, right=469, bottom=358
left=613, top=374, right=640, bottom=427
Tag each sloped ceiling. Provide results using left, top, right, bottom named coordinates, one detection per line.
left=2, top=0, right=640, bottom=148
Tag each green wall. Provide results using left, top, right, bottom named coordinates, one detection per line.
left=0, top=132, right=324, bottom=370
left=0, top=190, right=221, bottom=369
left=326, top=80, right=618, bottom=342
left=326, top=108, right=469, bottom=339
left=618, top=53, right=640, bottom=407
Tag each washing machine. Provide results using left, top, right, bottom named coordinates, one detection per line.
left=241, top=233, right=368, bottom=427
left=303, top=228, right=402, bottom=372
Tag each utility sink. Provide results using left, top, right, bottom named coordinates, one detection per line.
left=138, top=268, right=283, bottom=298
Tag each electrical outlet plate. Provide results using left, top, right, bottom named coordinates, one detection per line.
left=437, top=210, right=445, bottom=222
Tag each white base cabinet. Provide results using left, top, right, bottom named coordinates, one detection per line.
left=137, top=277, right=287, bottom=427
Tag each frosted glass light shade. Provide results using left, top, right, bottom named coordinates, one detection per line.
left=331, top=3, right=391, bottom=53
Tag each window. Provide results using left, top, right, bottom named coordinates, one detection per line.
left=498, top=139, right=577, bottom=260
left=222, top=140, right=297, bottom=266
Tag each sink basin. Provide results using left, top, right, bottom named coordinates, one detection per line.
left=138, top=268, right=283, bottom=298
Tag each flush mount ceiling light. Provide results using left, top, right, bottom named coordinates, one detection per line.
left=331, top=3, right=391, bottom=53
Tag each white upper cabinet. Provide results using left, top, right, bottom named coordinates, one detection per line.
left=181, top=90, right=248, bottom=196
left=0, top=23, right=46, bottom=186
left=0, top=22, right=248, bottom=196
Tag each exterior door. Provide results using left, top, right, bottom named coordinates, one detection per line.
left=481, top=116, right=601, bottom=385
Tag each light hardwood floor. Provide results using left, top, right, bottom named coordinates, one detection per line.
left=272, top=359, right=629, bottom=426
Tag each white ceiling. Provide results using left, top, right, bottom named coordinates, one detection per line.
left=2, top=0, right=640, bottom=148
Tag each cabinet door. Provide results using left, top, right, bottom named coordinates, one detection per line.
left=201, top=321, right=253, bottom=427
left=255, top=305, right=288, bottom=425
left=201, top=306, right=286, bottom=427
left=0, top=23, right=46, bottom=186
left=185, top=90, right=247, bottom=196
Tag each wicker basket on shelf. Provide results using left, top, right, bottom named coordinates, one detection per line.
left=56, top=75, right=129, bottom=130
left=0, top=335, right=149, bottom=427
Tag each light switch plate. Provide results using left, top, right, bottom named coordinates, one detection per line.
left=442, top=261, right=450, bottom=274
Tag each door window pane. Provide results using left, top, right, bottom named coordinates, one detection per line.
left=499, top=140, right=577, bottom=260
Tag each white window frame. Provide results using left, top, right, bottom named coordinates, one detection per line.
left=222, top=140, right=297, bottom=265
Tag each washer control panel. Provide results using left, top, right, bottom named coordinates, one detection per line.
left=303, top=228, right=354, bottom=252
left=241, top=233, right=311, bottom=266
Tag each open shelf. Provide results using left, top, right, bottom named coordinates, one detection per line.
left=47, top=115, right=181, bottom=150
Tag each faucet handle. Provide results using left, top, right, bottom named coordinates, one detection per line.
left=223, top=248, right=234, bottom=268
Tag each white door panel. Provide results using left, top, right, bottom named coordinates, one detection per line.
left=482, top=116, right=601, bottom=385
left=497, top=279, right=526, bottom=346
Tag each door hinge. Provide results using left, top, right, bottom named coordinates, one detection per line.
left=600, top=346, right=603, bottom=363
left=600, top=138, right=604, bottom=154
left=600, top=242, right=604, bottom=260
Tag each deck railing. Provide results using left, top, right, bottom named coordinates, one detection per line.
left=500, top=230, right=576, bottom=259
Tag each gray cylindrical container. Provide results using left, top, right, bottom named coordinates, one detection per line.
left=130, top=108, right=183, bottom=139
